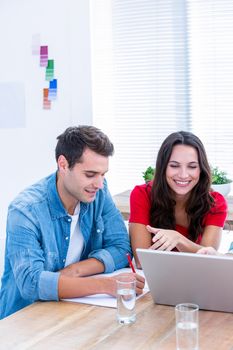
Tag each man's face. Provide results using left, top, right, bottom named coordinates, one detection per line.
left=57, top=148, right=109, bottom=214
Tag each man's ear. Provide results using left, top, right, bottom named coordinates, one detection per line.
left=57, top=155, right=69, bottom=174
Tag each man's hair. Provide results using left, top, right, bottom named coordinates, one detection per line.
left=55, top=125, right=114, bottom=168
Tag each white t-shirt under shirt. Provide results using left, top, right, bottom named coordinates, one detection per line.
left=65, top=203, right=84, bottom=267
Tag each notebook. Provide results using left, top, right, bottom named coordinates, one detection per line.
left=136, top=248, right=233, bottom=312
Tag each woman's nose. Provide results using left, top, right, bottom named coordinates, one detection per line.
left=179, top=167, right=188, bottom=178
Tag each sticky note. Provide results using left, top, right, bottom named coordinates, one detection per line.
left=40, top=46, right=48, bottom=67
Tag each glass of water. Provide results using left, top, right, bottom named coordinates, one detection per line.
left=116, top=275, right=136, bottom=324
left=175, top=303, right=199, bottom=350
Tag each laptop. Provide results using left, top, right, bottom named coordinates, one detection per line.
left=136, top=248, right=233, bottom=312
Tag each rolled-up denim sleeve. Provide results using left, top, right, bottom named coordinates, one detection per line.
left=88, top=248, right=116, bottom=273
left=39, top=271, right=60, bottom=300
left=7, top=208, right=60, bottom=302
left=88, top=182, right=132, bottom=273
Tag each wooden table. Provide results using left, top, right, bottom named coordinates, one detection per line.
left=1, top=293, right=233, bottom=349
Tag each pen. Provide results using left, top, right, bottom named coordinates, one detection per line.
left=126, top=253, right=136, bottom=273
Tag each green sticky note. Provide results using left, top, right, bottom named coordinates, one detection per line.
left=47, top=59, right=54, bottom=69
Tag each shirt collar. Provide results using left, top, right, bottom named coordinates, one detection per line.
left=47, top=172, right=67, bottom=220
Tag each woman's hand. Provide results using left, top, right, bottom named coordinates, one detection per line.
left=197, top=246, right=219, bottom=255
left=146, top=225, right=181, bottom=251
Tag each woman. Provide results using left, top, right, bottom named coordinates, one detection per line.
left=129, top=131, right=227, bottom=268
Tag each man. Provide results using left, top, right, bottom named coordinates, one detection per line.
left=0, top=126, right=144, bottom=319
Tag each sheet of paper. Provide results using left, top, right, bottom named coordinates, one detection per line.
left=62, top=268, right=149, bottom=308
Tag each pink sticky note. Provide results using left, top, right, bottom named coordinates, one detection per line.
left=40, top=46, right=48, bottom=55
left=40, top=46, right=48, bottom=67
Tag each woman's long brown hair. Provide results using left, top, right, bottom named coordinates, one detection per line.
left=150, top=131, right=214, bottom=241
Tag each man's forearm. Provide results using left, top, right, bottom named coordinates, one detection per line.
left=58, top=274, right=115, bottom=299
left=58, top=271, right=145, bottom=299
left=60, top=258, right=105, bottom=277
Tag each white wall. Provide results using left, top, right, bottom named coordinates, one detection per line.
left=0, top=0, right=92, bottom=268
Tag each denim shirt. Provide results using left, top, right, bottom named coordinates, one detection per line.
left=0, top=173, right=131, bottom=319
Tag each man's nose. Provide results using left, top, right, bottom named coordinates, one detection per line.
left=94, top=176, right=104, bottom=189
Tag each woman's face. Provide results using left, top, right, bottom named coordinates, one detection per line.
left=166, top=144, right=201, bottom=200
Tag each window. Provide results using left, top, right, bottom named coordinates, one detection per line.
left=90, top=0, right=233, bottom=194
left=188, top=0, right=233, bottom=179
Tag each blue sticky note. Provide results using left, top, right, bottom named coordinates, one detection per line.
left=49, top=79, right=57, bottom=89
left=48, top=79, right=57, bottom=100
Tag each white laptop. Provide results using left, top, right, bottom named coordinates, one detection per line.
left=137, top=248, right=233, bottom=313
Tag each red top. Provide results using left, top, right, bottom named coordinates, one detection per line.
left=129, top=182, right=228, bottom=244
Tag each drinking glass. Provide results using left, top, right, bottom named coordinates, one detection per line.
left=116, top=275, right=136, bottom=324
left=175, top=303, right=199, bottom=350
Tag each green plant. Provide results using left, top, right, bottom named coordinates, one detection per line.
left=142, top=166, right=155, bottom=182
left=211, top=166, right=232, bottom=185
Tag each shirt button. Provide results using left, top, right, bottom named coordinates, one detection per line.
left=67, top=218, right=71, bottom=222
left=65, top=236, right=69, bottom=240
left=97, top=229, right=101, bottom=233
left=63, top=259, right=65, bottom=263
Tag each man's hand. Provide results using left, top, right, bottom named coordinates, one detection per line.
left=111, top=273, right=145, bottom=296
